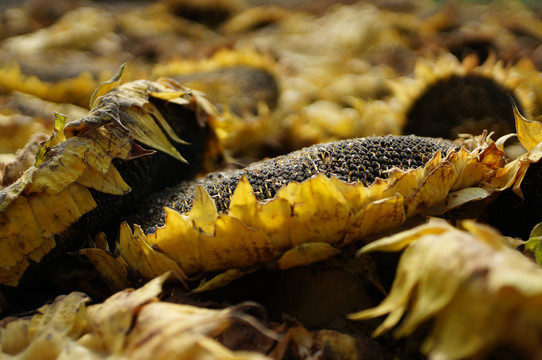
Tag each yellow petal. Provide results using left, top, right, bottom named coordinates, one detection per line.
left=89, top=64, right=125, bottom=109
left=351, top=220, right=542, bottom=359
left=148, top=207, right=202, bottom=274
left=118, top=222, right=188, bottom=281
left=275, top=175, right=350, bottom=247
left=187, top=185, right=218, bottom=235
left=193, top=268, right=252, bottom=293
left=200, top=215, right=275, bottom=271
left=125, top=106, right=186, bottom=163
left=345, top=195, right=406, bottom=244
left=277, top=242, right=340, bottom=269
left=80, top=247, right=131, bottom=292
left=515, top=105, right=542, bottom=151
left=0, top=196, right=43, bottom=268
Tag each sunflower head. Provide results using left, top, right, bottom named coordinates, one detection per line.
left=395, top=54, right=536, bottom=140
left=404, top=73, right=521, bottom=139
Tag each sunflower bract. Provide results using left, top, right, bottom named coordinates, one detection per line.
left=130, top=135, right=456, bottom=233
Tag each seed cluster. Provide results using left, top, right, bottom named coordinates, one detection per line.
left=129, top=135, right=456, bottom=233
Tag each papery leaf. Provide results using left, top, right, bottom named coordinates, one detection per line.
left=351, top=219, right=542, bottom=360
left=0, top=273, right=272, bottom=360
left=515, top=104, right=542, bottom=151
left=34, top=112, right=68, bottom=166
left=89, top=63, right=125, bottom=109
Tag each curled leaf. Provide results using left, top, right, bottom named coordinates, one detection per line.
left=0, top=273, right=272, bottom=360
left=515, top=104, right=542, bottom=151
left=34, top=112, right=68, bottom=167
left=89, top=63, right=126, bottom=109
left=351, top=219, right=542, bottom=360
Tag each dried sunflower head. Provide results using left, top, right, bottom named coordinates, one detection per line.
left=0, top=72, right=222, bottom=312
left=152, top=48, right=282, bottom=158
left=81, top=130, right=508, bottom=292
left=392, top=53, right=538, bottom=139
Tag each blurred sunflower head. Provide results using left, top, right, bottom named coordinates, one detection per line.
left=393, top=53, right=538, bottom=140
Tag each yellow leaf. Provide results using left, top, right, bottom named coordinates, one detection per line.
left=77, top=165, right=131, bottom=195
left=119, top=301, right=270, bottom=360
left=277, top=242, right=340, bottom=269
left=89, top=63, right=125, bottom=109
left=193, top=268, right=252, bottom=293
left=1, top=273, right=269, bottom=359
left=351, top=219, right=542, bottom=359
left=34, top=112, right=68, bottom=166
left=515, top=104, right=542, bottom=151
left=1, top=292, right=89, bottom=358
left=81, top=273, right=169, bottom=354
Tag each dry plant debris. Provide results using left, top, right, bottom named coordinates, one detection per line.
left=0, top=273, right=272, bottom=360
left=351, top=219, right=542, bottom=360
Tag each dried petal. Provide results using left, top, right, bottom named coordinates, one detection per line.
left=351, top=220, right=542, bottom=359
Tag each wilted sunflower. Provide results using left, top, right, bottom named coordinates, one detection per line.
left=151, top=48, right=282, bottom=159
left=0, top=73, right=223, bottom=311
left=393, top=53, right=540, bottom=140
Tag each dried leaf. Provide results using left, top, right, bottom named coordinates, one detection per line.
left=89, top=64, right=125, bottom=109
left=351, top=219, right=542, bottom=360
left=0, top=292, right=89, bottom=357
left=34, top=113, right=67, bottom=167
left=0, top=273, right=272, bottom=360
left=515, top=105, right=542, bottom=151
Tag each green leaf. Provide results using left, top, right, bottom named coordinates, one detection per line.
left=525, top=222, right=542, bottom=266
